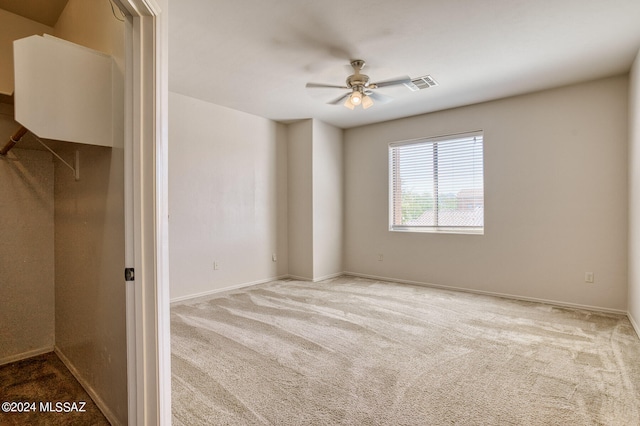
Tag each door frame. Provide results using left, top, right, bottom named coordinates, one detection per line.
left=117, top=0, right=170, bottom=424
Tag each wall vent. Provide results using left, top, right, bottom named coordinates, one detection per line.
left=404, top=75, right=439, bottom=91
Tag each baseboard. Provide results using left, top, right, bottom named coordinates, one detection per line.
left=0, top=346, right=54, bottom=366
left=287, top=274, right=312, bottom=281
left=628, top=312, right=640, bottom=339
left=170, top=274, right=290, bottom=304
left=344, top=271, right=628, bottom=316
left=312, top=272, right=344, bottom=282
left=54, top=346, right=121, bottom=426
left=170, top=272, right=350, bottom=304
left=169, top=270, right=629, bottom=317
left=288, top=272, right=343, bottom=282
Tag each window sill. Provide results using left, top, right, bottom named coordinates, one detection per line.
left=389, top=227, right=484, bottom=235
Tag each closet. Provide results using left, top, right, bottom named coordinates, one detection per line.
left=0, top=2, right=128, bottom=424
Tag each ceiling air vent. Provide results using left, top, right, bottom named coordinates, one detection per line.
left=404, top=75, right=438, bottom=91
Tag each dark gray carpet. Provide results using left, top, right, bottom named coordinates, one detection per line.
left=0, top=352, right=109, bottom=425
left=171, top=276, right=640, bottom=425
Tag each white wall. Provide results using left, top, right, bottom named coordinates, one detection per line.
left=312, top=120, right=343, bottom=280
left=288, top=120, right=314, bottom=280
left=629, top=50, right=640, bottom=332
left=344, top=76, right=629, bottom=311
left=169, top=91, right=289, bottom=301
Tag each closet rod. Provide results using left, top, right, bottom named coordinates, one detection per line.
left=0, top=126, right=28, bottom=155
left=1, top=126, right=80, bottom=181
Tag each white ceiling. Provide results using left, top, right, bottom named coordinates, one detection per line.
left=169, top=0, right=640, bottom=129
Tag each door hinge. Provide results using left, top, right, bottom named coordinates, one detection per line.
left=125, top=268, right=135, bottom=282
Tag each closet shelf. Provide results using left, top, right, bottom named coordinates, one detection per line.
left=13, top=34, right=113, bottom=147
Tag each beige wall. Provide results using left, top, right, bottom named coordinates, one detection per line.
left=52, top=0, right=126, bottom=424
left=312, top=120, right=343, bottom=280
left=344, top=76, right=629, bottom=312
left=287, top=119, right=344, bottom=281
left=629, top=50, right=640, bottom=332
left=53, top=143, right=126, bottom=422
left=0, top=9, right=52, bottom=95
left=0, top=2, right=54, bottom=366
left=169, top=91, right=289, bottom=301
left=170, top=112, right=342, bottom=294
left=0, top=109, right=54, bottom=363
left=54, top=0, right=124, bottom=59
left=288, top=120, right=314, bottom=280
left=167, top=73, right=632, bottom=320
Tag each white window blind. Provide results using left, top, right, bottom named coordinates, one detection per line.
left=389, top=131, right=484, bottom=233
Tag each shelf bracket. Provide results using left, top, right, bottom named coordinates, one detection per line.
left=34, top=134, right=80, bottom=181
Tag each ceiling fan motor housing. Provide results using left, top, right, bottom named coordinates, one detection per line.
left=346, top=59, right=370, bottom=90
left=346, top=75, right=370, bottom=90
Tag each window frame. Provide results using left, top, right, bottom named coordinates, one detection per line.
left=388, top=130, right=484, bottom=235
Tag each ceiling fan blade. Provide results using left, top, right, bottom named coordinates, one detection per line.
left=327, top=92, right=351, bottom=105
left=367, top=91, right=393, bottom=104
left=306, top=82, right=349, bottom=89
left=372, top=75, right=412, bottom=88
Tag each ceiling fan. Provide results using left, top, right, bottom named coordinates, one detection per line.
left=306, top=59, right=412, bottom=110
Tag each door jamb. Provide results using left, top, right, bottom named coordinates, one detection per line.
left=118, top=0, right=170, bottom=424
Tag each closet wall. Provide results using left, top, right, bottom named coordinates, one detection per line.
left=0, top=9, right=52, bottom=95
left=0, top=1, right=126, bottom=423
left=0, top=4, right=55, bottom=366
left=52, top=1, right=127, bottom=423
left=0, top=107, right=55, bottom=364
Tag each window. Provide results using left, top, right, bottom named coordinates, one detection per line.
left=389, top=131, right=484, bottom=234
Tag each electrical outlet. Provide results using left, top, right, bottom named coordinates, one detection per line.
left=584, top=272, right=594, bottom=283
left=272, top=253, right=277, bottom=262
left=378, top=254, right=383, bottom=262
left=214, top=261, right=219, bottom=270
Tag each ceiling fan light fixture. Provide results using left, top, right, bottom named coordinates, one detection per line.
left=362, top=94, right=374, bottom=109
left=310, top=59, right=408, bottom=111
left=344, top=87, right=367, bottom=109
left=343, top=97, right=356, bottom=110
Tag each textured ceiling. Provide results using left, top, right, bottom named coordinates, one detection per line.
left=0, top=0, right=68, bottom=27
left=170, top=0, right=640, bottom=129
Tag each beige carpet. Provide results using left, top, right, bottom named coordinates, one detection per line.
left=171, top=276, right=640, bottom=425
